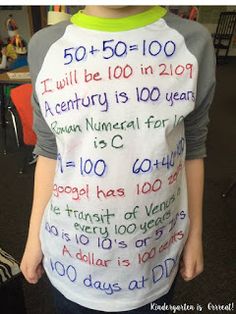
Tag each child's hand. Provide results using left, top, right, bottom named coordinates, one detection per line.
left=1, top=47, right=7, bottom=55
left=20, top=239, right=44, bottom=284
left=179, top=234, right=204, bottom=281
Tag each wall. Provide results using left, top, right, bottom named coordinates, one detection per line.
left=0, top=6, right=31, bottom=42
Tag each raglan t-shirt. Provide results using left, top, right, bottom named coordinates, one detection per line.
left=28, top=6, right=215, bottom=312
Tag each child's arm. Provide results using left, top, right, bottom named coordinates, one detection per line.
left=0, top=48, right=7, bottom=69
left=180, top=25, right=216, bottom=282
left=20, top=156, right=56, bottom=284
left=180, top=158, right=204, bottom=281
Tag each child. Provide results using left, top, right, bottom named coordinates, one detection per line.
left=6, top=41, right=17, bottom=62
left=7, top=35, right=28, bottom=70
left=0, top=42, right=17, bottom=70
left=20, top=5, right=216, bottom=313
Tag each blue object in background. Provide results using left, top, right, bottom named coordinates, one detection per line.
left=9, top=54, right=28, bottom=70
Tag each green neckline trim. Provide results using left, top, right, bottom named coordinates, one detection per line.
left=71, top=6, right=167, bottom=32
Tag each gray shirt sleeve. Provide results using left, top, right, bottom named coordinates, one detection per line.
left=164, top=13, right=216, bottom=159
left=31, top=92, right=58, bottom=159
left=183, top=23, right=216, bottom=160
left=28, top=21, right=70, bottom=159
